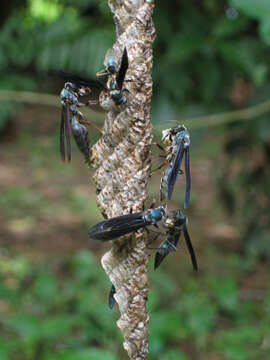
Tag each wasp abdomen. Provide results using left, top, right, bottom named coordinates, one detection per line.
left=71, top=116, right=90, bottom=164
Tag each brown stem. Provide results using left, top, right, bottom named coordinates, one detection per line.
left=90, top=0, right=155, bottom=359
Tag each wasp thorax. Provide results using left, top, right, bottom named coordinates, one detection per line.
left=174, top=127, right=190, bottom=149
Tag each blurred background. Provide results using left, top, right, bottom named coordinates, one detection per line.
left=0, top=1, right=270, bottom=359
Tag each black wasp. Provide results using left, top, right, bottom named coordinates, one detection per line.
left=89, top=207, right=198, bottom=308
left=59, top=82, right=97, bottom=164
left=88, top=206, right=168, bottom=310
left=56, top=47, right=129, bottom=163
left=158, top=125, right=191, bottom=209
left=96, top=47, right=129, bottom=107
left=58, top=47, right=128, bottom=112
left=154, top=209, right=198, bottom=271
left=88, top=206, right=167, bottom=241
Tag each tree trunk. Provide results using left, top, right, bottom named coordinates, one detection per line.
left=90, top=0, right=155, bottom=358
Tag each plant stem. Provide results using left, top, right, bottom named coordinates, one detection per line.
left=89, top=0, right=156, bottom=358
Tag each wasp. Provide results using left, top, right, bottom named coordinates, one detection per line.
left=157, top=125, right=191, bottom=209
left=56, top=48, right=128, bottom=163
left=59, top=82, right=93, bottom=164
left=57, top=47, right=128, bottom=112
left=154, top=209, right=198, bottom=271
left=88, top=206, right=167, bottom=241
left=96, top=47, right=129, bottom=106
left=108, top=284, right=116, bottom=309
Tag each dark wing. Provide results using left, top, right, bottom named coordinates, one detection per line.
left=108, top=284, right=116, bottom=309
left=167, top=141, right=185, bottom=200
left=184, top=147, right=191, bottom=209
left=116, top=47, right=128, bottom=90
left=171, top=230, right=181, bottom=247
left=60, top=105, right=71, bottom=162
left=154, top=239, right=177, bottom=270
left=65, top=105, right=71, bottom=162
left=60, top=106, right=66, bottom=161
left=183, top=226, right=198, bottom=271
left=88, top=211, right=146, bottom=241
left=55, top=69, right=106, bottom=90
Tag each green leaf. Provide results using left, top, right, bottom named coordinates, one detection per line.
left=230, top=0, right=270, bottom=19
left=57, top=348, right=117, bottom=360
left=260, top=17, right=270, bottom=44
left=161, top=349, right=190, bottom=360
left=149, top=310, right=186, bottom=342
left=33, top=272, right=57, bottom=301
left=39, top=314, right=76, bottom=339
left=213, top=16, right=248, bottom=38
left=214, top=326, right=262, bottom=360
left=167, top=32, right=205, bottom=63
left=208, top=276, right=238, bottom=312
left=0, top=343, right=10, bottom=360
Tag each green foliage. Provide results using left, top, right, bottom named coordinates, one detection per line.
left=0, top=0, right=113, bottom=127
left=217, top=111, right=270, bottom=260
left=230, top=0, right=270, bottom=43
left=152, top=1, right=270, bottom=122
left=0, top=251, right=120, bottom=359
left=1, top=250, right=269, bottom=359
left=214, top=326, right=262, bottom=360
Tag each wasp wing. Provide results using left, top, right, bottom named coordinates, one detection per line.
left=88, top=211, right=146, bottom=241
left=154, top=238, right=178, bottom=270
left=55, top=69, right=106, bottom=90
left=116, top=47, right=128, bottom=90
left=183, top=226, right=198, bottom=271
left=65, top=105, right=71, bottom=162
left=60, top=105, right=71, bottom=162
left=108, top=284, right=116, bottom=309
left=60, top=106, right=66, bottom=161
left=184, top=147, right=191, bottom=209
left=167, top=141, right=185, bottom=200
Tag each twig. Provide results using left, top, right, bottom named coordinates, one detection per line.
left=1, top=91, right=270, bottom=130
left=89, top=1, right=155, bottom=359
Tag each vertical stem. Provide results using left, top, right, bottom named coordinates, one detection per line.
left=90, top=1, right=155, bottom=358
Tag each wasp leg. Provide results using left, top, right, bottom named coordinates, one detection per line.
left=96, top=68, right=109, bottom=78
left=145, top=228, right=164, bottom=236
left=150, top=162, right=165, bottom=176
left=146, top=232, right=160, bottom=248
left=153, top=141, right=166, bottom=152
left=79, top=119, right=102, bottom=134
